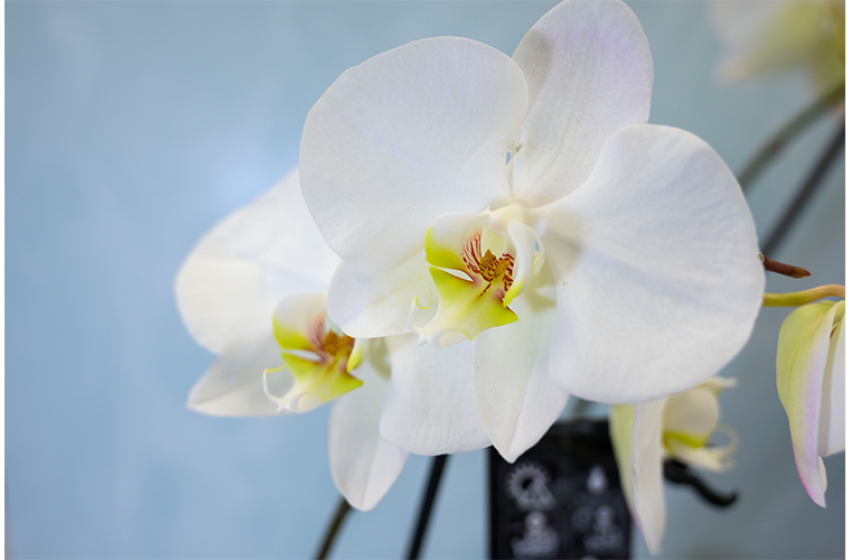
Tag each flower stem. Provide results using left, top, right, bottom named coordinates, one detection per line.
left=314, top=497, right=352, bottom=560
left=406, top=454, right=449, bottom=560
left=763, top=285, right=846, bottom=307
left=738, top=83, right=844, bottom=191
left=761, top=124, right=845, bottom=257
left=760, top=253, right=811, bottom=278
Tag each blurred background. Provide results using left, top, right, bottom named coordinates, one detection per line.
left=6, top=1, right=844, bottom=558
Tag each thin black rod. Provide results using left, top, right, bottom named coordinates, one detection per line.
left=762, top=124, right=845, bottom=257
left=664, top=460, right=737, bottom=508
left=314, top=496, right=352, bottom=560
left=406, top=454, right=450, bottom=560
left=738, top=83, right=844, bottom=191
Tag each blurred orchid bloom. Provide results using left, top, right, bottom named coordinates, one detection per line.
left=176, top=170, right=489, bottom=511
left=776, top=299, right=845, bottom=507
left=610, top=377, right=738, bottom=555
left=712, top=0, right=845, bottom=93
left=299, top=0, right=764, bottom=461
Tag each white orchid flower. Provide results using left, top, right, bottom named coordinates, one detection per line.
left=299, top=0, right=764, bottom=462
left=176, top=170, right=489, bottom=511
left=609, top=377, right=738, bottom=555
left=776, top=298, right=845, bottom=507
left=711, top=0, right=844, bottom=93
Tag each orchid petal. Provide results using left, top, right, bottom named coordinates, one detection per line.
left=819, top=305, right=845, bottom=457
left=662, top=386, right=719, bottom=450
left=187, top=334, right=288, bottom=417
left=176, top=170, right=338, bottom=355
left=424, top=213, right=492, bottom=274
left=300, top=37, right=527, bottom=272
left=609, top=404, right=636, bottom=518
left=541, top=124, right=763, bottom=403
left=503, top=221, right=542, bottom=307
left=474, top=260, right=567, bottom=463
left=777, top=300, right=843, bottom=507
left=330, top=339, right=408, bottom=511
left=631, top=399, right=667, bottom=556
left=510, top=0, right=653, bottom=206
left=378, top=336, right=490, bottom=455
left=327, top=252, right=435, bottom=338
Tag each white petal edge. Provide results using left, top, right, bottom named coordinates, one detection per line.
left=187, top=333, right=288, bottom=417
left=632, top=399, right=667, bottom=556
left=378, top=335, right=490, bottom=455
left=176, top=169, right=338, bottom=355
left=329, top=339, right=408, bottom=511
left=510, top=0, right=653, bottom=206
left=300, top=37, right=527, bottom=272
left=474, top=259, right=568, bottom=463
left=328, top=252, right=436, bottom=338
left=541, top=124, right=764, bottom=403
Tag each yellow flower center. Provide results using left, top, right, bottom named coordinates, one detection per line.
left=264, top=295, right=364, bottom=413
left=461, top=229, right=515, bottom=298
left=321, top=330, right=356, bottom=368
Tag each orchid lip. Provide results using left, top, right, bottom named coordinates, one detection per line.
left=416, top=213, right=522, bottom=346
left=264, top=294, right=364, bottom=413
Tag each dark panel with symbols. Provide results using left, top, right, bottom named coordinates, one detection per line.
left=489, top=419, right=632, bottom=559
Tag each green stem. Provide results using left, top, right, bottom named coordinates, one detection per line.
left=763, top=285, right=845, bottom=307
left=738, top=82, right=844, bottom=191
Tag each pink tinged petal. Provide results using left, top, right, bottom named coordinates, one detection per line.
left=187, top=334, right=289, bottom=417
left=541, top=124, right=764, bottom=403
left=510, top=0, right=653, bottom=207
left=474, top=260, right=568, bottom=463
left=329, top=339, right=408, bottom=511
left=176, top=170, right=339, bottom=356
left=378, top=336, right=490, bottom=455
left=819, top=307, right=844, bottom=457
left=777, top=300, right=842, bottom=507
left=299, top=37, right=527, bottom=272
left=327, top=253, right=435, bottom=338
left=631, top=400, right=667, bottom=556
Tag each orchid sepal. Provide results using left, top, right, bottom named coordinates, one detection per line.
left=776, top=299, right=845, bottom=507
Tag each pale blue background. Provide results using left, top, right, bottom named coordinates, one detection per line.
left=6, top=1, right=844, bottom=558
